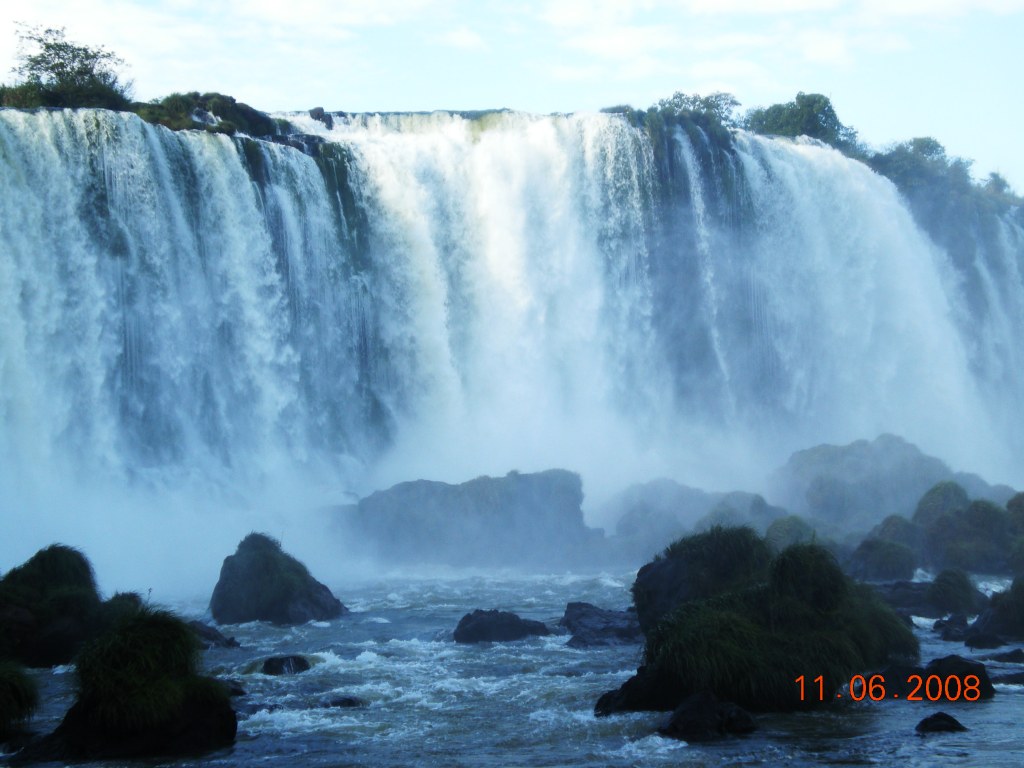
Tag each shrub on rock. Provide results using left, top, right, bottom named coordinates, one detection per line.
left=632, top=526, right=771, bottom=635
left=764, top=515, right=815, bottom=553
left=912, top=482, right=969, bottom=528
left=13, top=606, right=236, bottom=762
left=846, top=538, right=916, bottom=581
left=926, top=570, right=985, bottom=616
left=0, top=544, right=102, bottom=667
left=210, top=533, right=347, bottom=625
left=602, top=534, right=918, bottom=714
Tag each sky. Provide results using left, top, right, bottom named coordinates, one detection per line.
left=1, top=0, right=1022, bottom=191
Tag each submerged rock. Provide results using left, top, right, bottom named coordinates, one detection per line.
left=560, top=602, right=641, bottom=648
left=594, top=666, right=687, bottom=716
left=916, top=712, right=967, bottom=734
left=210, top=533, right=347, bottom=625
left=453, top=610, right=550, bottom=643
left=261, top=656, right=311, bottom=675
left=659, top=691, right=756, bottom=742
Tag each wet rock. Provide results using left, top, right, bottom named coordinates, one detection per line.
left=595, top=665, right=681, bottom=716
left=991, top=671, right=1024, bottom=684
left=923, top=655, right=995, bottom=700
left=261, top=656, right=311, bottom=675
left=309, top=107, right=333, bottom=129
left=984, top=648, right=1024, bottom=663
left=453, top=610, right=550, bottom=643
left=659, top=691, right=756, bottom=742
left=560, top=602, right=641, bottom=648
left=916, top=712, right=967, bottom=733
left=210, top=533, right=347, bottom=625
left=188, top=621, right=240, bottom=649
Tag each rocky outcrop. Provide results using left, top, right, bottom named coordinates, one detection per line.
left=210, top=533, right=347, bottom=625
left=188, top=621, right=240, bottom=649
left=560, top=602, right=641, bottom=648
left=594, top=665, right=681, bottom=715
left=341, top=470, right=604, bottom=568
left=453, top=610, right=550, bottom=643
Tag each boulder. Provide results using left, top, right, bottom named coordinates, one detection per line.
left=966, top=578, right=1024, bottom=646
left=324, top=696, right=366, bottom=708
left=991, top=671, right=1024, bottom=684
left=453, top=610, right=550, bottom=644
left=560, top=602, right=641, bottom=648
left=846, top=538, right=916, bottom=581
left=210, top=533, right=347, bottom=625
left=594, top=665, right=682, bottom=716
left=915, top=712, right=967, bottom=734
left=261, top=656, right=311, bottom=675
left=923, top=656, right=995, bottom=700
left=984, top=648, right=1024, bottom=663
left=308, top=107, right=333, bottom=129
left=658, top=691, right=756, bottom=742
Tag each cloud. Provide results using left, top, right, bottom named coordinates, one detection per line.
left=564, top=24, right=679, bottom=60
left=436, top=25, right=487, bottom=51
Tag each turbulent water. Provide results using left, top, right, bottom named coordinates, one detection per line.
left=1, top=107, right=1023, bottom=586
left=21, top=573, right=1024, bottom=767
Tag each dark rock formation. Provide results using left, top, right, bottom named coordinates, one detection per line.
left=934, top=614, right=967, bottom=642
left=188, top=621, right=240, bottom=649
left=453, top=610, right=550, bottom=643
left=984, top=648, right=1024, bottom=663
left=341, top=470, right=604, bottom=568
left=594, top=665, right=681, bottom=716
left=768, top=435, right=1013, bottom=536
left=261, top=656, right=311, bottom=675
left=991, top=671, right=1024, bottom=684
left=966, top=578, right=1024, bottom=646
left=308, top=106, right=334, bottom=129
left=560, top=602, right=641, bottom=648
left=324, top=696, right=366, bottom=708
left=658, top=691, right=756, bottom=742
left=916, top=712, right=967, bottom=734
left=872, top=572, right=986, bottom=620
left=210, top=533, right=347, bottom=625
left=924, top=656, right=995, bottom=700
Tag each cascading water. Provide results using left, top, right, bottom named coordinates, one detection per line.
left=1, top=107, right=1021, bottom=591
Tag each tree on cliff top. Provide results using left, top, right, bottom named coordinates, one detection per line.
left=1, top=24, right=132, bottom=109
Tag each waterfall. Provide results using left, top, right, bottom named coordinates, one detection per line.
left=1, top=107, right=1021, bottom=588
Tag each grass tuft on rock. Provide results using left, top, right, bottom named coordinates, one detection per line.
left=926, top=569, right=979, bottom=615
left=642, top=540, right=918, bottom=712
left=75, top=606, right=204, bottom=733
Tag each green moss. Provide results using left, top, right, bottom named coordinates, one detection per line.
left=1, top=544, right=97, bottom=597
left=0, top=661, right=38, bottom=738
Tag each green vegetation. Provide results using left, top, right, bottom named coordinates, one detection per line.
left=74, top=605, right=214, bottom=732
left=926, top=569, right=980, bottom=615
left=0, top=661, right=38, bottom=739
left=846, top=538, right=916, bottom=581
left=1, top=25, right=278, bottom=137
left=744, top=92, right=859, bottom=154
left=0, top=544, right=102, bottom=666
left=0, top=24, right=131, bottom=109
left=643, top=537, right=918, bottom=711
left=868, top=514, right=923, bottom=555
left=765, top=515, right=815, bottom=553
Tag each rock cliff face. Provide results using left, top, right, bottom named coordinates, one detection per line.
left=341, top=469, right=604, bottom=568
left=210, top=534, right=347, bottom=625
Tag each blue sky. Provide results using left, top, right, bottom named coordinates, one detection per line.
left=2, top=1, right=1022, bottom=190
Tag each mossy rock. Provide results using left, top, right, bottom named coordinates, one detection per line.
left=609, top=541, right=918, bottom=714
left=0, top=662, right=38, bottom=741
left=846, top=538, right=916, bottom=581
left=210, top=533, right=347, bottom=625
left=765, top=515, right=815, bottom=553
left=926, top=569, right=985, bottom=616
left=13, top=606, right=236, bottom=761
left=632, top=526, right=771, bottom=635
left=867, top=515, right=924, bottom=555
left=923, top=500, right=1012, bottom=572
left=913, top=482, right=968, bottom=528
left=0, top=545, right=102, bottom=667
